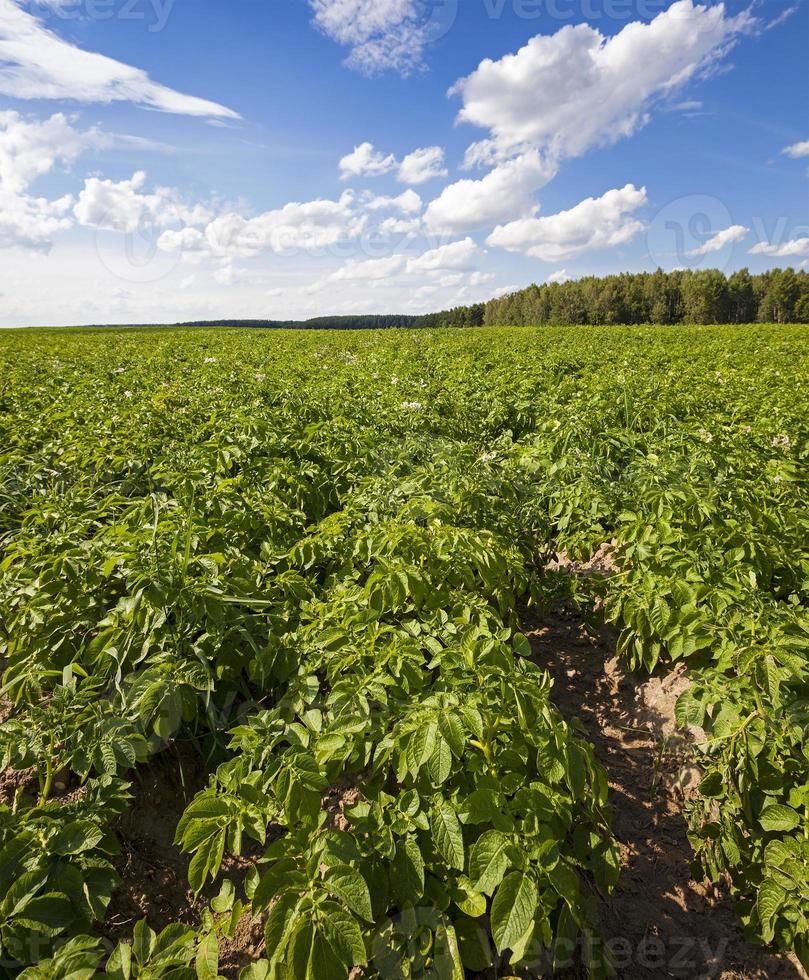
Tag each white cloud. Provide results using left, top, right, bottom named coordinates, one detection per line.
left=340, top=141, right=447, bottom=186
left=319, top=237, right=482, bottom=290
left=74, top=171, right=213, bottom=234
left=0, top=188, right=72, bottom=249
left=0, top=109, right=96, bottom=192
left=406, top=237, right=478, bottom=274
left=487, top=184, right=647, bottom=263
left=339, top=142, right=397, bottom=180
left=783, top=140, right=809, bottom=159
left=0, top=0, right=237, bottom=117
left=74, top=171, right=162, bottom=233
left=379, top=216, right=422, bottom=238
left=398, top=146, right=447, bottom=185
left=328, top=254, right=408, bottom=282
left=159, top=191, right=366, bottom=258
left=547, top=269, right=571, bottom=284
left=364, top=189, right=422, bottom=213
left=0, top=109, right=101, bottom=249
left=424, top=150, right=555, bottom=235
left=749, top=238, right=809, bottom=258
left=688, top=224, right=748, bottom=255
left=309, top=0, right=445, bottom=76
left=451, top=1, right=753, bottom=166
left=213, top=262, right=245, bottom=286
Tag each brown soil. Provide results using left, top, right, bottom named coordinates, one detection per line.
left=529, top=603, right=805, bottom=980
left=104, top=750, right=210, bottom=944
left=0, top=764, right=37, bottom=806
left=103, top=746, right=267, bottom=978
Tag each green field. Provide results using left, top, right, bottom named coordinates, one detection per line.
left=1, top=324, right=807, bottom=978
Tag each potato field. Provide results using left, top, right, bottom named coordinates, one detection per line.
left=0, top=325, right=807, bottom=980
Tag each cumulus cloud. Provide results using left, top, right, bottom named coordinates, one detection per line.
left=328, top=254, right=408, bottom=282
left=487, top=184, right=647, bottom=263
left=309, top=0, right=449, bottom=76
left=424, top=150, right=555, bottom=235
left=398, top=146, right=447, bottom=185
left=0, top=188, right=72, bottom=249
left=0, top=109, right=97, bottom=192
left=340, top=141, right=447, bottom=185
left=451, top=1, right=753, bottom=167
left=783, top=140, right=809, bottom=159
left=0, top=109, right=101, bottom=248
left=339, top=142, right=397, bottom=180
left=75, top=171, right=162, bottom=233
left=688, top=224, right=748, bottom=256
left=547, top=269, right=571, bottom=284
left=406, top=237, right=478, bottom=274
left=74, top=171, right=213, bottom=234
left=159, top=190, right=366, bottom=258
left=749, top=238, right=809, bottom=258
left=378, top=215, right=422, bottom=238
left=364, top=189, right=422, bottom=214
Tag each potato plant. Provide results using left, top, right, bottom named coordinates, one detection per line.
left=0, top=324, right=807, bottom=977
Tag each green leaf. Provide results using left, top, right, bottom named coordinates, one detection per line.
left=438, top=713, right=465, bottom=758
left=310, top=928, right=347, bottom=980
left=14, top=894, right=75, bottom=935
left=0, top=869, right=48, bottom=916
left=239, top=962, right=270, bottom=980
left=452, top=877, right=487, bottom=918
left=407, top=720, right=438, bottom=776
left=490, top=873, right=538, bottom=955
left=132, top=920, right=157, bottom=966
left=455, top=916, right=493, bottom=972
left=430, top=800, right=465, bottom=871
left=195, top=931, right=220, bottom=980
left=391, top=838, right=424, bottom=904
left=760, top=805, right=801, bottom=833
left=211, top=880, right=236, bottom=914
left=469, top=830, right=510, bottom=895
left=757, top=879, right=786, bottom=944
left=321, top=909, right=367, bottom=969
left=426, top=735, right=453, bottom=785
left=325, top=865, right=373, bottom=923
left=105, top=943, right=132, bottom=979
left=52, top=820, right=105, bottom=856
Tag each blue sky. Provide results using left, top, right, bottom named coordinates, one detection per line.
left=0, top=0, right=806, bottom=325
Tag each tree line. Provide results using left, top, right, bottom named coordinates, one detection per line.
left=176, top=315, right=420, bottom=330
left=421, top=267, right=809, bottom=328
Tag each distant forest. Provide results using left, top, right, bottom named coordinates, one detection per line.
left=418, top=267, right=809, bottom=328
left=177, top=315, right=420, bottom=330
left=172, top=267, right=809, bottom=331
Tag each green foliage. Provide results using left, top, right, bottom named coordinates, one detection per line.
left=0, top=323, right=807, bottom=976
left=477, top=267, right=809, bottom=326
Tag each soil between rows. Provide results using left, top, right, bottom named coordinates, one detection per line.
left=529, top=604, right=805, bottom=980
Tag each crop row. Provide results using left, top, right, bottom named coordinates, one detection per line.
left=0, top=324, right=807, bottom=977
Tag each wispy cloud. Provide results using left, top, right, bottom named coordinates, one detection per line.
left=0, top=0, right=239, bottom=118
left=309, top=0, right=450, bottom=76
